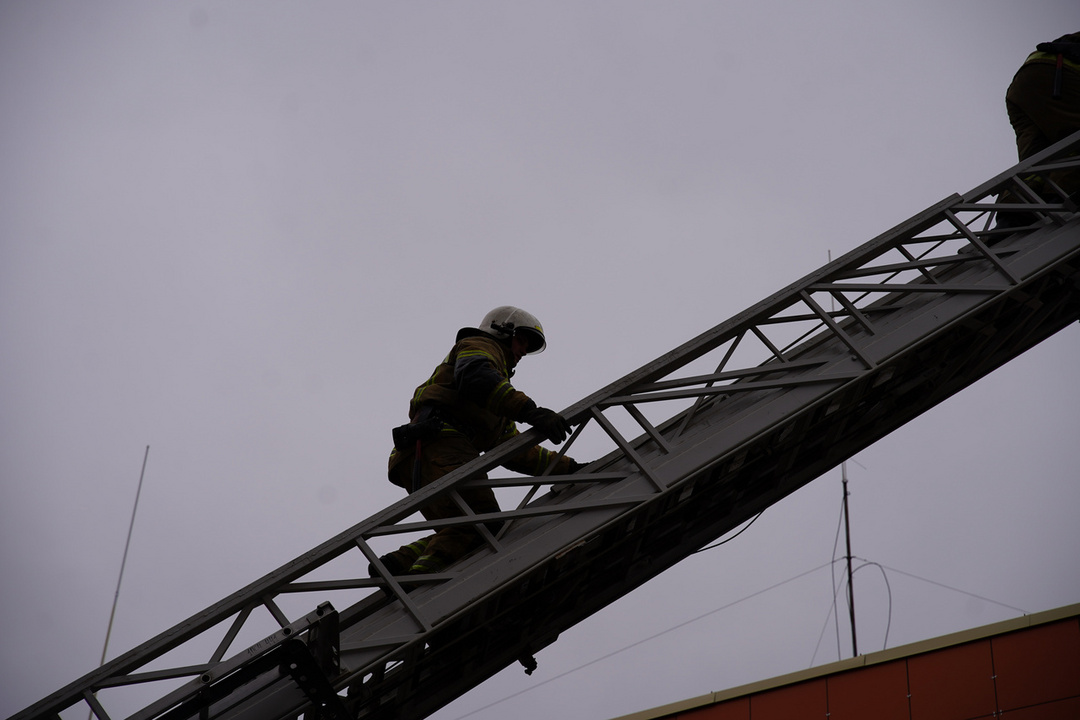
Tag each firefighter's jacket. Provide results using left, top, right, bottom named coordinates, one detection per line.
left=388, top=333, right=573, bottom=481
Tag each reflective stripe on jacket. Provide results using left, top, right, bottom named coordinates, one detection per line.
left=1024, top=50, right=1080, bottom=75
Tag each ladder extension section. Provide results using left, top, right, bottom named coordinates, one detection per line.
left=13, top=131, right=1080, bottom=720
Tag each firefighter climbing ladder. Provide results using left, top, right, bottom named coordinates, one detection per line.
left=13, top=131, right=1080, bottom=720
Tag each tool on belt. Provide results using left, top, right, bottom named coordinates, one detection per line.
left=392, top=412, right=442, bottom=493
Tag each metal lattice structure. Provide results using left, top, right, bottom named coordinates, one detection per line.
left=13, top=131, right=1080, bottom=720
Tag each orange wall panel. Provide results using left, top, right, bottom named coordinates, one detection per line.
left=993, top=619, right=1080, bottom=712
left=826, top=661, right=910, bottom=720
left=749, top=678, right=827, bottom=720
left=908, top=639, right=997, bottom=720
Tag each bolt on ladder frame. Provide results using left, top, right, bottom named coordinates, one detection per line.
left=12, top=130, right=1080, bottom=720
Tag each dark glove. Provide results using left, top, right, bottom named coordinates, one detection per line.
left=567, top=459, right=588, bottom=473
left=520, top=403, right=571, bottom=444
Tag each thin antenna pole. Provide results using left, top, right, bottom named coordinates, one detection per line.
left=842, top=461, right=858, bottom=656
left=98, top=446, right=150, bottom=668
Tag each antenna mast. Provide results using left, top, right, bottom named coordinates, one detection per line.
left=842, top=462, right=858, bottom=656
left=98, top=446, right=150, bottom=666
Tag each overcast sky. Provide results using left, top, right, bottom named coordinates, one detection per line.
left=2, top=3, right=1078, bottom=719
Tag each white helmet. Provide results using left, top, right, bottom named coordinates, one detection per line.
left=475, top=305, right=547, bottom=354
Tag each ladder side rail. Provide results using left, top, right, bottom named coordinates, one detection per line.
left=12, top=130, right=1080, bottom=720
left=211, top=145, right=1080, bottom=714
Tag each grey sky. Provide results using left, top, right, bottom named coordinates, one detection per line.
left=2, top=3, right=1078, bottom=719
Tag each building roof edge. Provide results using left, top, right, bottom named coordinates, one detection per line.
left=608, top=602, right=1080, bottom=720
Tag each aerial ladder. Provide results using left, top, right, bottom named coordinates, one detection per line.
left=13, top=131, right=1080, bottom=720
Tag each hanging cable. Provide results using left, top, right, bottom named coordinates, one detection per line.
left=859, top=560, right=1030, bottom=615
left=851, top=560, right=893, bottom=651
left=692, top=511, right=764, bottom=553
